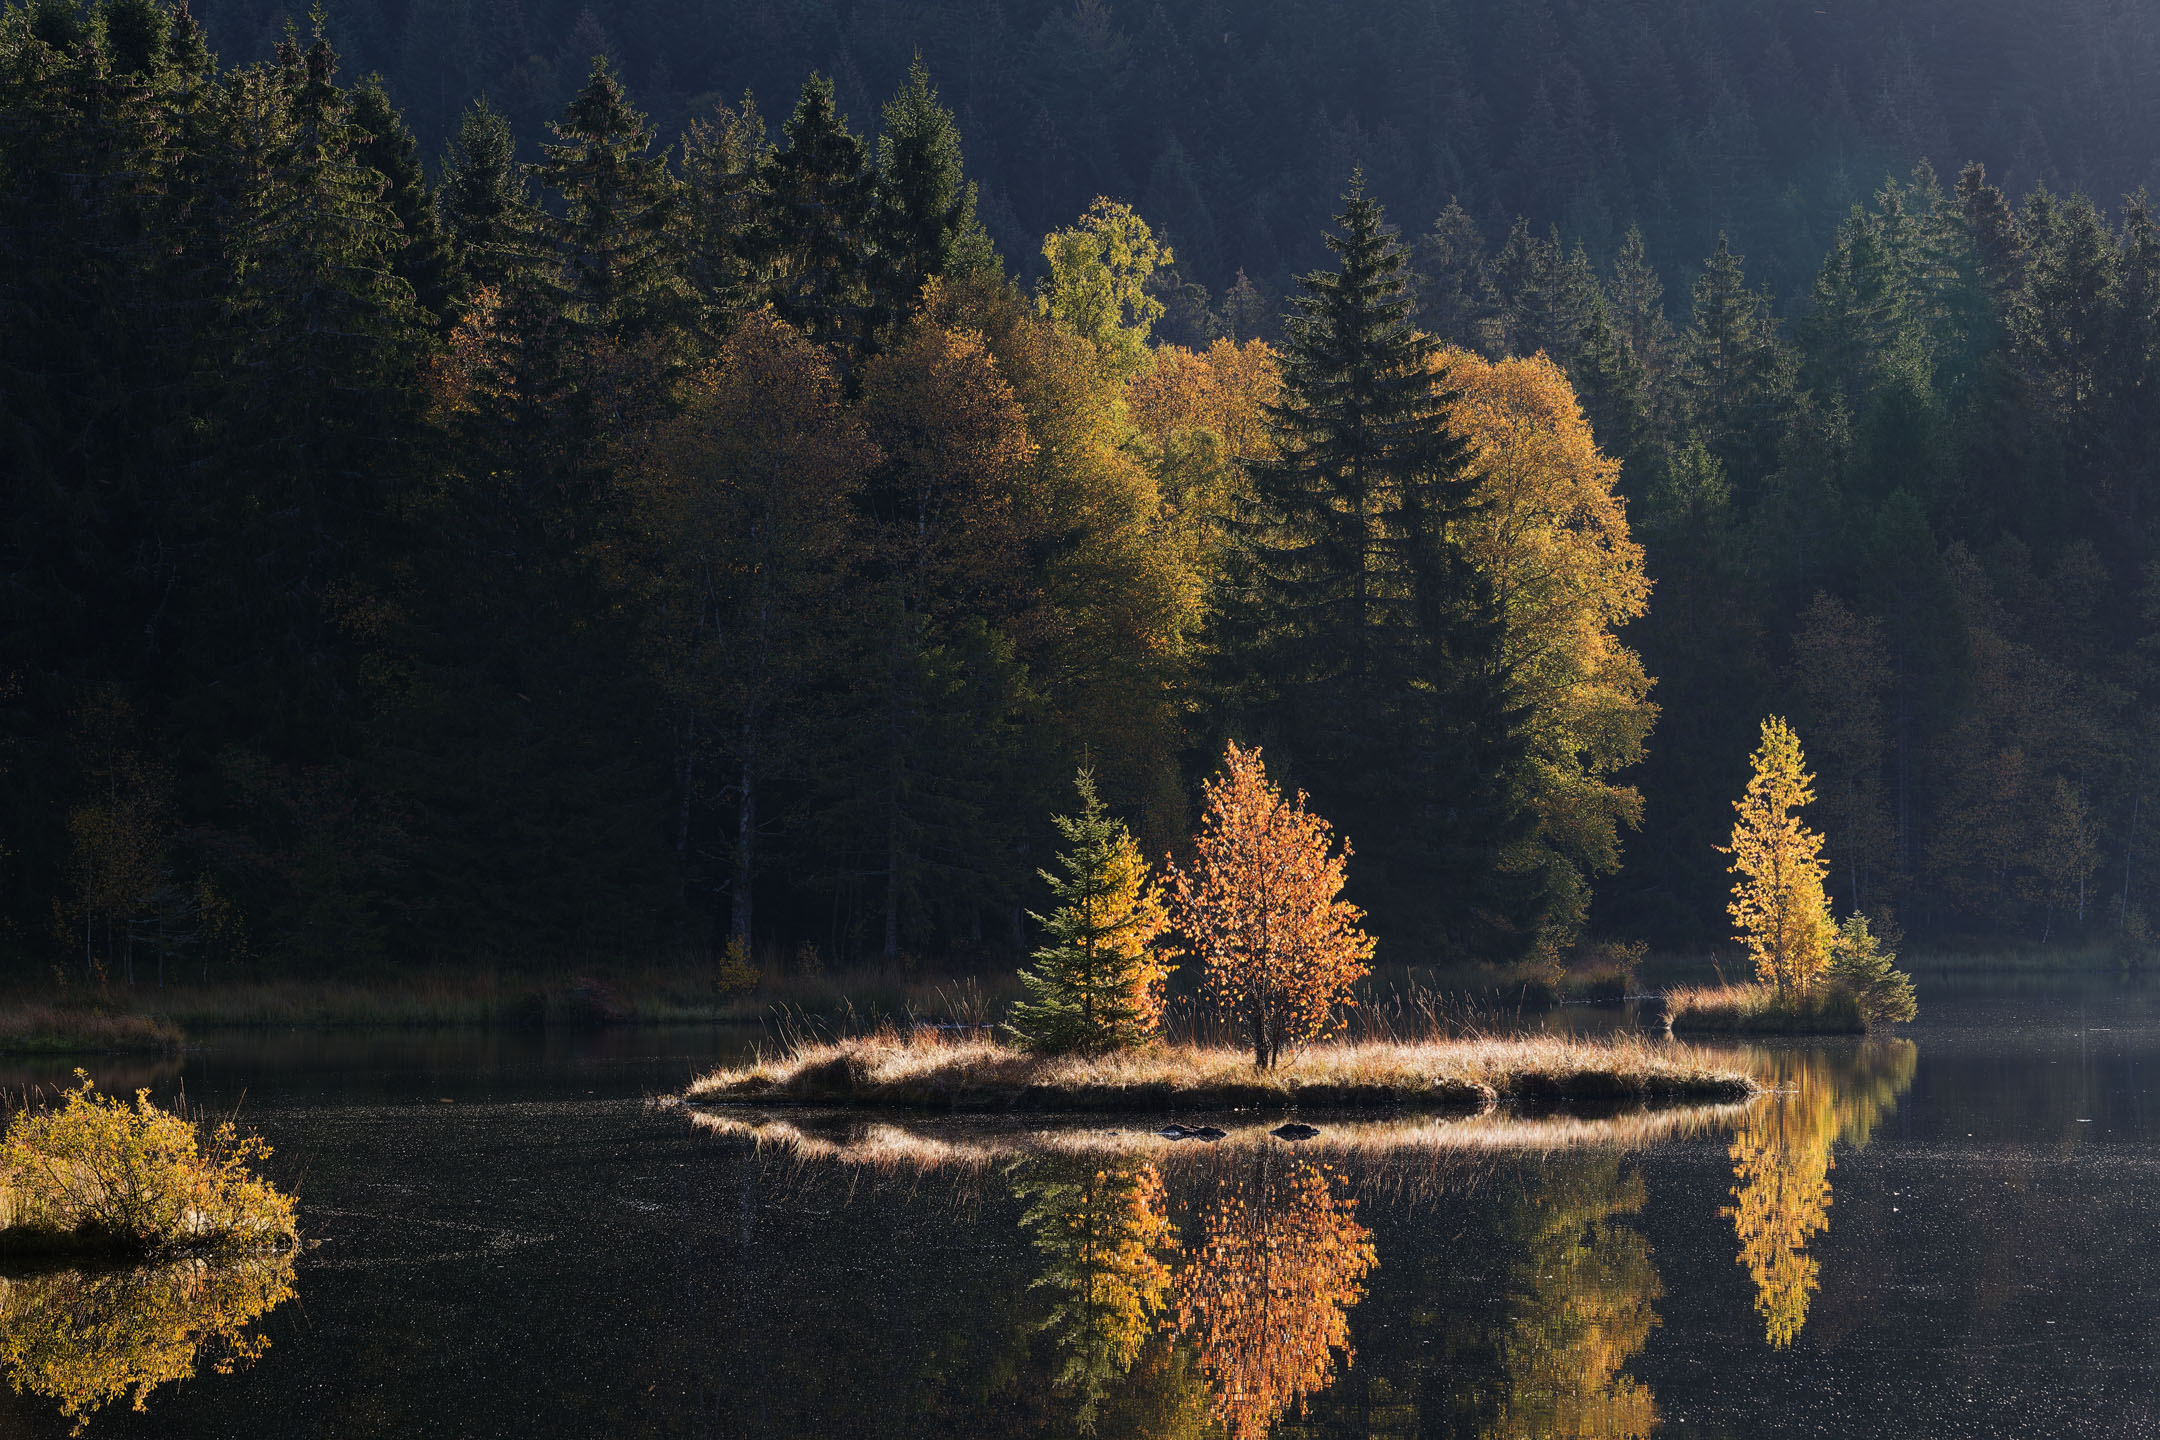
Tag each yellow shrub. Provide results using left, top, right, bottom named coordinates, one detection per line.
left=0, top=1075, right=295, bottom=1254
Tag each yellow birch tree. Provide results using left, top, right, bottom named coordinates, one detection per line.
left=1723, top=717, right=1834, bottom=993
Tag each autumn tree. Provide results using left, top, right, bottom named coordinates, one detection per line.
left=1008, top=770, right=1173, bottom=1053
left=1167, top=744, right=1373, bottom=1068
left=1723, top=718, right=1834, bottom=993
left=1037, top=198, right=1171, bottom=374
left=1433, top=348, right=1657, bottom=956
left=1171, top=1155, right=1376, bottom=1440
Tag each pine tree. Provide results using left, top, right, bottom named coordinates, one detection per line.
left=757, top=73, right=874, bottom=352
left=1007, top=770, right=1172, bottom=1055
left=439, top=96, right=532, bottom=291
left=528, top=58, right=684, bottom=344
left=680, top=91, right=768, bottom=334
left=1723, top=717, right=1834, bottom=993
left=1222, top=175, right=1539, bottom=957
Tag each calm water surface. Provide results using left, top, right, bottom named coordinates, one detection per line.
left=3, top=979, right=2157, bottom=1437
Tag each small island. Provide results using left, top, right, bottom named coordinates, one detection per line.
left=690, top=752, right=1754, bottom=1117
left=1667, top=718, right=1919, bottom=1037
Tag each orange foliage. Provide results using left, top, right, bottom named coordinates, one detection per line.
left=1127, top=339, right=1281, bottom=462
left=1171, top=1157, right=1376, bottom=1440
left=1167, top=743, right=1374, bottom=1069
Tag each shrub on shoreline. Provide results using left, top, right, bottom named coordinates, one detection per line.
left=0, top=1077, right=296, bottom=1257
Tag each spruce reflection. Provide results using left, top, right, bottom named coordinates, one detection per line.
left=1723, top=1042, right=1916, bottom=1348
left=0, top=1250, right=296, bottom=1433
left=1015, top=1149, right=1376, bottom=1439
left=1017, top=1160, right=1177, bottom=1429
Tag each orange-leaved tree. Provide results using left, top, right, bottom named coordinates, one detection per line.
left=1722, top=717, right=1834, bottom=993
left=1167, top=743, right=1373, bottom=1068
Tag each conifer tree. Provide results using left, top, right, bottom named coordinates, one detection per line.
left=349, top=75, right=460, bottom=324
left=871, top=57, right=979, bottom=325
left=439, top=96, right=532, bottom=291
left=1723, top=717, right=1834, bottom=993
left=1828, top=913, right=1916, bottom=1025
left=680, top=92, right=769, bottom=333
left=1222, top=175, right=1539, bottom=956
left=1677, top=234, right=1789, bottom=475
left=529, top=58, right=684, bottom=344
left=1007, top=770, right=1172, bottom=1055
left=757, top=73, right=874, bottom=351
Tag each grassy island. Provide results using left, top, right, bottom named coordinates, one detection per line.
left=685, top=1032, right=1756, bottom=1114
left=0, top=1005, right=183, bottom=1056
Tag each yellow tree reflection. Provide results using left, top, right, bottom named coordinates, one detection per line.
left=1724, top=1042, right=1915, bottom=1348
left=0, top=1251, right=297, bottom=1433
left=1171, top=1156, right=1377, bottom=1440
left=1487, top=1161, right=1662, bottom=1439
left=1018, top=1160, right=1177, bottom=1429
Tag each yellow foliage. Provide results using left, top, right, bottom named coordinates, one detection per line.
left=1723, top=717, right=1835, bottom=993
left=1722, top=1043, right=1915, bottom=1348
left=1018, top=1160, right=1177, bottom=1427
left=0, top=1252, right=296, bottom=1434
left=0, top=1075, right=296, bottom=1254
left=1431, top=349, right=1657, bottom=949
left=1127, top=339, right=1280, bottom=464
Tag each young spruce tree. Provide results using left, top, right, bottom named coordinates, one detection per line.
left=1007, top=770, right=1171, bottom=1055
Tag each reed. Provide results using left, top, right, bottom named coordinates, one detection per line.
left=0, top=1006, right=182, bottom=1056
left=1663, top=983, right=1866, bottom=1035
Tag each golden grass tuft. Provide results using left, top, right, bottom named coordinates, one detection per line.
left=1664, top=983, right=1866, bottom=1035
left=684, top=1030, right=1754, bottom=1112
left=0, top=1007, right=182, bottom=1056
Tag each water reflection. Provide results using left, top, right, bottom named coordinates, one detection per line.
left=1484, top=1161, right=1662, bottom=1439
left=1172, top=1155, right=1375, bottom=1439
left=1016, top=1160, right=1176, bottom=1428
left=1723, top=1042, right=1916, bottom=1348
left=0, top=1251, right=296, bottom=1433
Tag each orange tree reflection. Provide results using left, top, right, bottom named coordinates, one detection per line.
left=1171, top=1154, right=1377, bottom=1440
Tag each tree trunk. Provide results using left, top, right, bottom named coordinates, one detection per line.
left=732, top=744, right=756, bottom=946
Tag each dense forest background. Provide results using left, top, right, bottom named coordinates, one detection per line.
left=7, top=0, right=2160, bottom=983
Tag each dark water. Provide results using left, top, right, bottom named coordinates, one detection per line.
left=3, top=980, right=2158, bottom=1438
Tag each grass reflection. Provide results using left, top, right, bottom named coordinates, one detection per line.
left=0, top=1250, right=296, bottom=1433
left=1723, top=1042, right=1916, bottom=1348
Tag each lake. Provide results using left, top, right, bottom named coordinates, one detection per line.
left=2, top=977, right=2156, bottom=1437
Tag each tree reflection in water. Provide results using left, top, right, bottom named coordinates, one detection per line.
left=1015, top=1149, right=1376, bottom=1438
left=0, top=1251, right=296, bottom=1433
left=1171, top=1154, right=1376, bottom=1440
left=1724, top=1042, right=1917, bottom=1348
left=1017, top=1160, right=1177, bottom=1429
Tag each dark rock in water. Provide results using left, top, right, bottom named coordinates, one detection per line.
left=1272, top=1122, right=1320, bottom=1141
left=1157, top=1123, right=1229, bottom=1141
left=1156, top=1125, right=1190, bottom=1139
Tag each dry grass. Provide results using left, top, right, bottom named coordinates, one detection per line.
left=0, top=1006, right=182, bottom=1056
left=684, top=1030, right=1755, bottom=1112
left=1664, top=983, right=1865, bottom=1035
left=677, top=1099, right=1751, bottom=1172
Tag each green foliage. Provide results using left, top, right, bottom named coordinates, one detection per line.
left=1007, top=771, right=1171, bottom=1055
left=1037, top=198, right=1170, bottom=372
left=1829, top=913, right=1918, bottom=1027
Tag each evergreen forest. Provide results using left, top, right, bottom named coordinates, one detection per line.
left=6, top=0, right=2160, bottom=984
